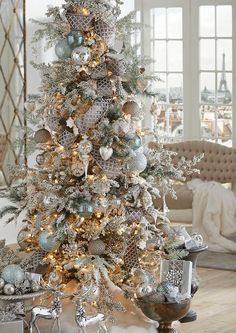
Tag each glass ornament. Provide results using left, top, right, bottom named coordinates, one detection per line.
left=111, top=197, right=121, bottom=207
left=38, top=231, right=61, bottom=252
left=71, top=46, right=91, bottom=65
left=36, top=153, right=45, bottom=165
left=77, top=201, right=94, bottom=218
left=126, top=152, right=147, bottom=174
left=43, top=194, right=58, bottom=209
left=55, top=39, right=72, bottom=60
left=78, top=137, right=93, bottom=155
left=67, top=30, right=84, bottom=49
left=124, top=134, right=142, bottom=150
left=1, top=264, right=25, bottom=284
left=3, top=283, right=15, bottom=295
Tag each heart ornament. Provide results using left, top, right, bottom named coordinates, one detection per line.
left=99, top=146, right=113, bottom=161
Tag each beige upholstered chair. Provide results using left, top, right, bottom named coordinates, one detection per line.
left=152, top=141, right=236, bottom=228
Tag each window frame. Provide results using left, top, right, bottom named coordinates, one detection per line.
left=136, top=0, right=236, bottom=146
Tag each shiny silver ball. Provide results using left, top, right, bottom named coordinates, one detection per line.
left=3, top=283, right=15, bottom=295
left=125, top=152, right=147, bottom=174
left=71, top=46, right=91, bottom=65
left=0, top=277, right=5, bottom=289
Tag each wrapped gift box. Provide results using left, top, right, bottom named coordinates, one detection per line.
left=160, top=259, right=192, bottom=296
left=0, top=319, right=24, bottom=333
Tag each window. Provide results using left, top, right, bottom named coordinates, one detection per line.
left=136, top=0, right=236, bottom=146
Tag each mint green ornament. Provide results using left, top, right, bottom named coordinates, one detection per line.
left=55, top=39, right=72, bottom=60
left=1, top=264, right=25, bottom=284
left=67, top=30, right=84, bottom=49
left=38, top=231, right=61, bottom=252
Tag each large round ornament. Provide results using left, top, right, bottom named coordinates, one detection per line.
left=67, top=30, right=84, bottom=49
left=0, top=277, right=5, bottom=289
left=77, top=201, right=94, bottom=218
left=124, top=134, right=142, bottom=150
left=71, top=46, right=91, bottom=65
left=122, top=101, right=141, bottom=118
left=126, top=152, right=147, bottom=174
left=88, top=239, right=106, bottom=255
left=34, top=129, right=52, bottom=144
left=38, top=231, right=61, bottom=252
left=1, top=264, right=25, bottom=284
left=55, top=39, right=72, bottom=60
left=3, top=283, right=15, bottom=295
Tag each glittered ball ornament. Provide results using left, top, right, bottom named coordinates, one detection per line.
left=88, top=239, right=106, bottom=255
left=3, top=283, right=15, bottom=295
left=71, top=46, right=91, bottom=65
left=34, top=129, right=52, bottom=144
left=55, top=39, right=72, bottom=60
left=124, top=134, right=142, bottom=150
left=1, top=264, right=25, bottom=284
left=67, top=30, right=84, bottom=49
left=38, top=231, right=61, bottom=252
left=77, top=201, right=94, bottom=218
left=0, top=277, right=5, bottom=289
left=122, top=101, right=141, bottom=118
left=126, top=152, right=147, bottom=174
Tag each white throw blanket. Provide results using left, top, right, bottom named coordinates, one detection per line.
left=187, top=179, right=236, bottom=253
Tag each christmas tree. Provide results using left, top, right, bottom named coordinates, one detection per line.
left=0, top=0, right=201, bottom=318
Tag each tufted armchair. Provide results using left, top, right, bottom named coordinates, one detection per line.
left=152, top=141, right=236, bottom=228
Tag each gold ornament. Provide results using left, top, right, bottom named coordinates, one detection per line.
left=88, top=239, right=106, bottom=255
left=34, top=129, right=52, bottom=144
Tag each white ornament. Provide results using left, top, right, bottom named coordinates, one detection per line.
left=99, top=146, right=113, bottom=161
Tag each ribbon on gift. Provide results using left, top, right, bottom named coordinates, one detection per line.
left=0, top=302, right=25, bottom=322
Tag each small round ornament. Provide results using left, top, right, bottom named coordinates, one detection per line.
left=34, top=129, right=52, bottom=144
left=1, top=264, right=25, bottom=284
left=36, top=153, right=45, bottom=165
left=88, top=239, right=106, bottom=255
left=122, top=101, right=141, bottom=118
left=77, top=201, right=94, bottom=218
left=55, top=39, right=72, bottom=60
left=38, top=231, right=61, bottom=252
left=43, top=194, right=59, bottom=209
left=124, top=134, right=142, bottom=150
left=67, top=30, right=84, bottom=49
left=3, top=283, right=15, bottom=295
left=126, top=152, right=147, bottom=174
left=71, top=161, right=85, bottom=177
left=78, top=137, right=93, bottom=155
left=49, top=271, right=62, bottom=285
left=0, top=277, right=5, bottom=289
left=136, top=285, right=154, bottom=297
left=71, top=46, right=91, bottom=65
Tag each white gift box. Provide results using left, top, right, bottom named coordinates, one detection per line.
left=160, top=259, right=192, bottom=296
left=0, top=319, right=24, bottom=333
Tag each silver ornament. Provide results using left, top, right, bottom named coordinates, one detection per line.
left=72, top=46, right=91, bottom=65
left=36, top=153, right=45, bottom=165
left=49, top=271, right=62, bottom=285
left=43, top=194, right=59, bottom=209
left=31, top=281, right=41, bottom=292
left=111, top=197, right=121, bottom=207
left=71, top=161, right=85, bottom=177
left=3, top=283, right=15, bottom=295
left=69, top=242, right=78, bottom=251
left=0, top=277, right=5, bottom=289
left=77, top=201, right=94, bottom=218
left=99, top=146, right=113, bottom=161
left=38, top=231, right=61, bottom=252
left=136, top=285, right=154, bottom=297
left=125, top=152, right=147, bottom=174
left=122, top=101, right=141, bottom=117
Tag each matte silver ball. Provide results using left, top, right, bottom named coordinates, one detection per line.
left=55, top=39, right=72, bottom=59
left=0, top=277, right=5, bottom=289
left=71, top=46, right=91, bottom=65
left=3, top=283, right=15, bottom=295
left=1, top=264, right=25, bottom=284
left=126, top=152, right=147, bottom=174
left=88, top=239, right=106, bottom=255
